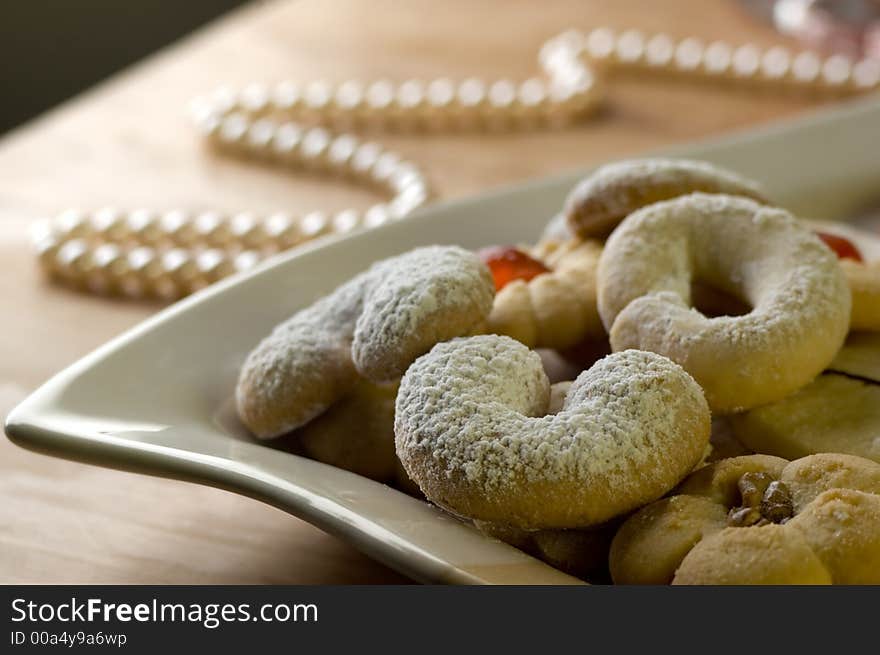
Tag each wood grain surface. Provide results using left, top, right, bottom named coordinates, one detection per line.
left=0, top=0, right=840, bottom=583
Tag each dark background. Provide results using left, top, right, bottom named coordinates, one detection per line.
left=0, top=0, right=251, bottom=136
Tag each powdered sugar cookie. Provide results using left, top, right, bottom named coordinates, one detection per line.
left=237, top=246, right=494, bottom=439
left=565, top=158, right=767, bottom=239
left=482, top=239, right=604, bottom=350
left=598, top=193, right=851, bottom=412
left=395, top=334, right=710, bottom=529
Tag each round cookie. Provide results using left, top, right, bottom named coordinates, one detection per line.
left=474, top=520, right=616, bottom=583
left=296, top=377, right=421, bottom=496
left=296, top=378, right=400, bottom=483
left=730, top=373, right=880, bottom=463
left=486, top=238, right=604, bottom=350
left=237, top=246, right=494, bottom=438
left=597, top=193, right=851, bottom=412
left=395, top=334, right=710, bottom=530
left=564, top=158, right=767, bottom=239
left=610, top=453, right=880, bottom=584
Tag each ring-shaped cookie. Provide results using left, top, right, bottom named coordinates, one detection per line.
left=237, top=246, right=494, bottom=438
left=598, top=193, right=851, bottom=412
left=394, top=334, right=710, bottom=529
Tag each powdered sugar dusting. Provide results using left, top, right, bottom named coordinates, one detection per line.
left=353, top=245, right=495, bottom=380
left=598, top=192, right=852, bottom=412
left=395, top=335, right=710, bottom=527
left=565, top=158, right=766, bottom=238
left=237, top=245, right=494, bottom=439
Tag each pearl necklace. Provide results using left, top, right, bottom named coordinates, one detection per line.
left=33, top=28, right=879, bottom=300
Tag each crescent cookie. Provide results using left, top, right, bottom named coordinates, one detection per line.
left=610, top=454, right=880, bottom=584
left=237, top=246, right=494, bottom=439
left=564, top=158, right=767, bottom=239
left=729, top=373, right=880, bottom=463
left=486, top=238, right=605, bottom=349
left=597, top=193, right=851, bottom=413
left=395, top=334, right=710, bottom=530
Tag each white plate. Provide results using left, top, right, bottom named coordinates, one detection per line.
left=6, top=97, right=880, bottom=585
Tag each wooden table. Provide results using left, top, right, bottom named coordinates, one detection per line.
left=0, top=0, right=837, bottom=583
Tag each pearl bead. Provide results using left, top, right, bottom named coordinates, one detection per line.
left=161, top=248, right=198, bottom=285
left=457, top=78, right=486, bottom=109
left=304, top=80, right=333, bottom=111
left=240, top=83, right=270, bottom=114
left=126, top=209, right=162, bottom=243
left=792, top=51, right=821, bottom=83
left=645, top=33, right=675, bottom=68
left=427, top=78, right=455, bottom=108
left=34, top=233, right=61, bottom=271
left=822, top=55, right=852, bottom=87
left=233, top=250, right=262, bottom=273
left=518, top=78, right=546, bottom=106
left=615, top=30, right=645, bottom=64
left=732, top=44, right=761, bottom=78
left=90, top=207, right=125, bottom=239
left=300, top=127, right=331, bottom=166
left=273, top=81, right=301, bottom=111
left=127, top=247, right=162, bottom=280
left=366, top=79, right=395, bottom=111
left=371, top=151, right=401, bottom=186
left=586, top=27, right=616, bottom=61
left=485, top=79, right=517, bottom=127
left=230, top=212, right=266, bottom=247
left=761, top=47, right=791, bottom=81
left=246, top=118, right=276, bottom=150
left=194, top=211, right=230, bottom=245
left=209, top=86, right=237, bottom=114
left=271, top=122, right=303, bottom=160
left=703, top=41, right=732, bottom=75
left=189, top=98, right=221, bottom=136
left=196, top=249, right=230, bottom=281
left=299, top=211, right=329, bottom=238
left=424, top=78, right=455, bottom=129
left=397, top=79, right=425, bottom=110
left=363, top=203, right=390, bottom=228
left=332, top=209, right=360, bottom=234
left=92, top=243, right=124, bottom=274
left=263, top=212, right=299, bottom=248
left=218, top=112, right=249, bottom=146
left=56, top=239, right=90, bottom=274
left=327, top=133, right=359, bottom=170
left=675, top=38, right=704, bottom=72
left=389, top=164, right=422, bottom=193
left=853, top=58, right=880, bottom=89
left=336, top=80, right=364, bottom=111
left=159, top=209, right=197, bottom=245
left=55, top=209, right=88, bottom=238
left=350, top=142, right=383, bottom=177
left=555, top=29, right=587, bottom=56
